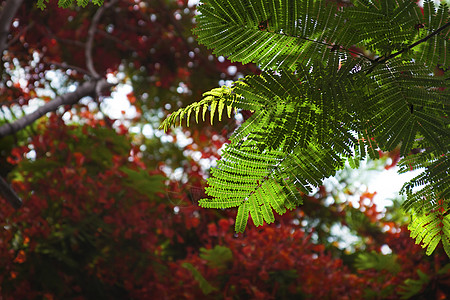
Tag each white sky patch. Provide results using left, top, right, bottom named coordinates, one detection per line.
left=188, top=0, right=200, bottom=7
left=101, top=83, right=137, bottom=119
left=367, top=165, right=423, bottom=208
left=323, top=159, right=424, bottom=210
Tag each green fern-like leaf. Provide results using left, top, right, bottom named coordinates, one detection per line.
left=36, top=0, right=49, bottom=10
left=199, top=245, right=233, bottom=269
left=194, top=0, right=358, bottom=71
left=159, top=86, right=242, bottom=131
left=408, top=203, right=450, bottom=256
left=162, top=0, right=450, bottom=254
left=37, top=0, right=104, bottom=9
left=354, top=251, right=401, bottom=274
left=345, top=0, right=422, bottom=55
left=200, top=140, right=343, bottom=232
left=401, top=147, right=449, bottom=215
left=58, top=0, right=75, bottom=8
left=182, top=263, right=218, bottom=295
left=366, top=59, right=449, bottom=155
left=76, top=0, right=90, bottom=7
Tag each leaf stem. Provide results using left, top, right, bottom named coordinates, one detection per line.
left=380, top=22, right=450, bottom=64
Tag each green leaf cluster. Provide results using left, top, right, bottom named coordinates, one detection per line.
left=162, top=0, right=450, bottom=254
left=354, top=251, right=400, bottom=274
left=36, top=0, right=104, bottom=10
left=200, top=245, right=233, bottom=269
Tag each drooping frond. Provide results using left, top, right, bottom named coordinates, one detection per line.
left=344, top=0, right=450, bottom=68
left=159, top=87, right=242, bottom=131
left=229, top=57, right=365, bottom=154
left=200, top=139, right=344, bottom=232
left=408, top=202, right=450, bottom=256
left=399, top=269, right=432, bottom=299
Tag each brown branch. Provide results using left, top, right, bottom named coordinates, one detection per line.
left=86, top=0, right=119, bottom=79
left=0, top=0, right=24, bottom=54
left=45, top=60, right=91, bottom=76
left=96, top=29, right=136, bottom=51
left=0, top=79, right=114, bottom=138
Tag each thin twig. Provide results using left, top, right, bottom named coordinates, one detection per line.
left=96, top=29, right=136, bottom=51
left=380, top=22, right=450, bottom=64
left=45, top=60, right=91, bottom=76
left=362, top=22, right=450, bottom=74
left=44, top=25, right=85, bottom=48
left=0, top=0, right=24, bottom=54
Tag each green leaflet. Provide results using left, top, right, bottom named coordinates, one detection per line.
left=159, top=86, right=245, bottom=131
left=162, top=0, right=450, bottom=256
left=194, top=0, right=357, bottom=71
left=418, top=1, right=450, bottom=68
left=408, top=199, right=450, bottom=257
left=181, top=263, right=218, bottom=295
left=36, top=0, right=104, bottom=10
left=345, top=0, right=422, bottom=54
left=120, top=168, right=165, bottom=197
left=367, top=59, right=449, bottom=155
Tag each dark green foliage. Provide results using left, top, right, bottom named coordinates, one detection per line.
left=182, top=263, right=218, bottom=295
left=199, top=245, right=233, bottom=269
left=399, top=269, right=431, bottom=299
left=162, top=0, right=450, bottom=254
left=354, top=251, right=401, bottom=274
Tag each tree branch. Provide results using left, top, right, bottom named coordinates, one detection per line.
left=0, top=0, right=23, bottom=54
left=0, top=176, right=21, bottom=209
left=96, top=29, right=136, bottom=51
left=0, top=79, right=114, bottom=138
left=86, top=0, right=118, bottom=78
